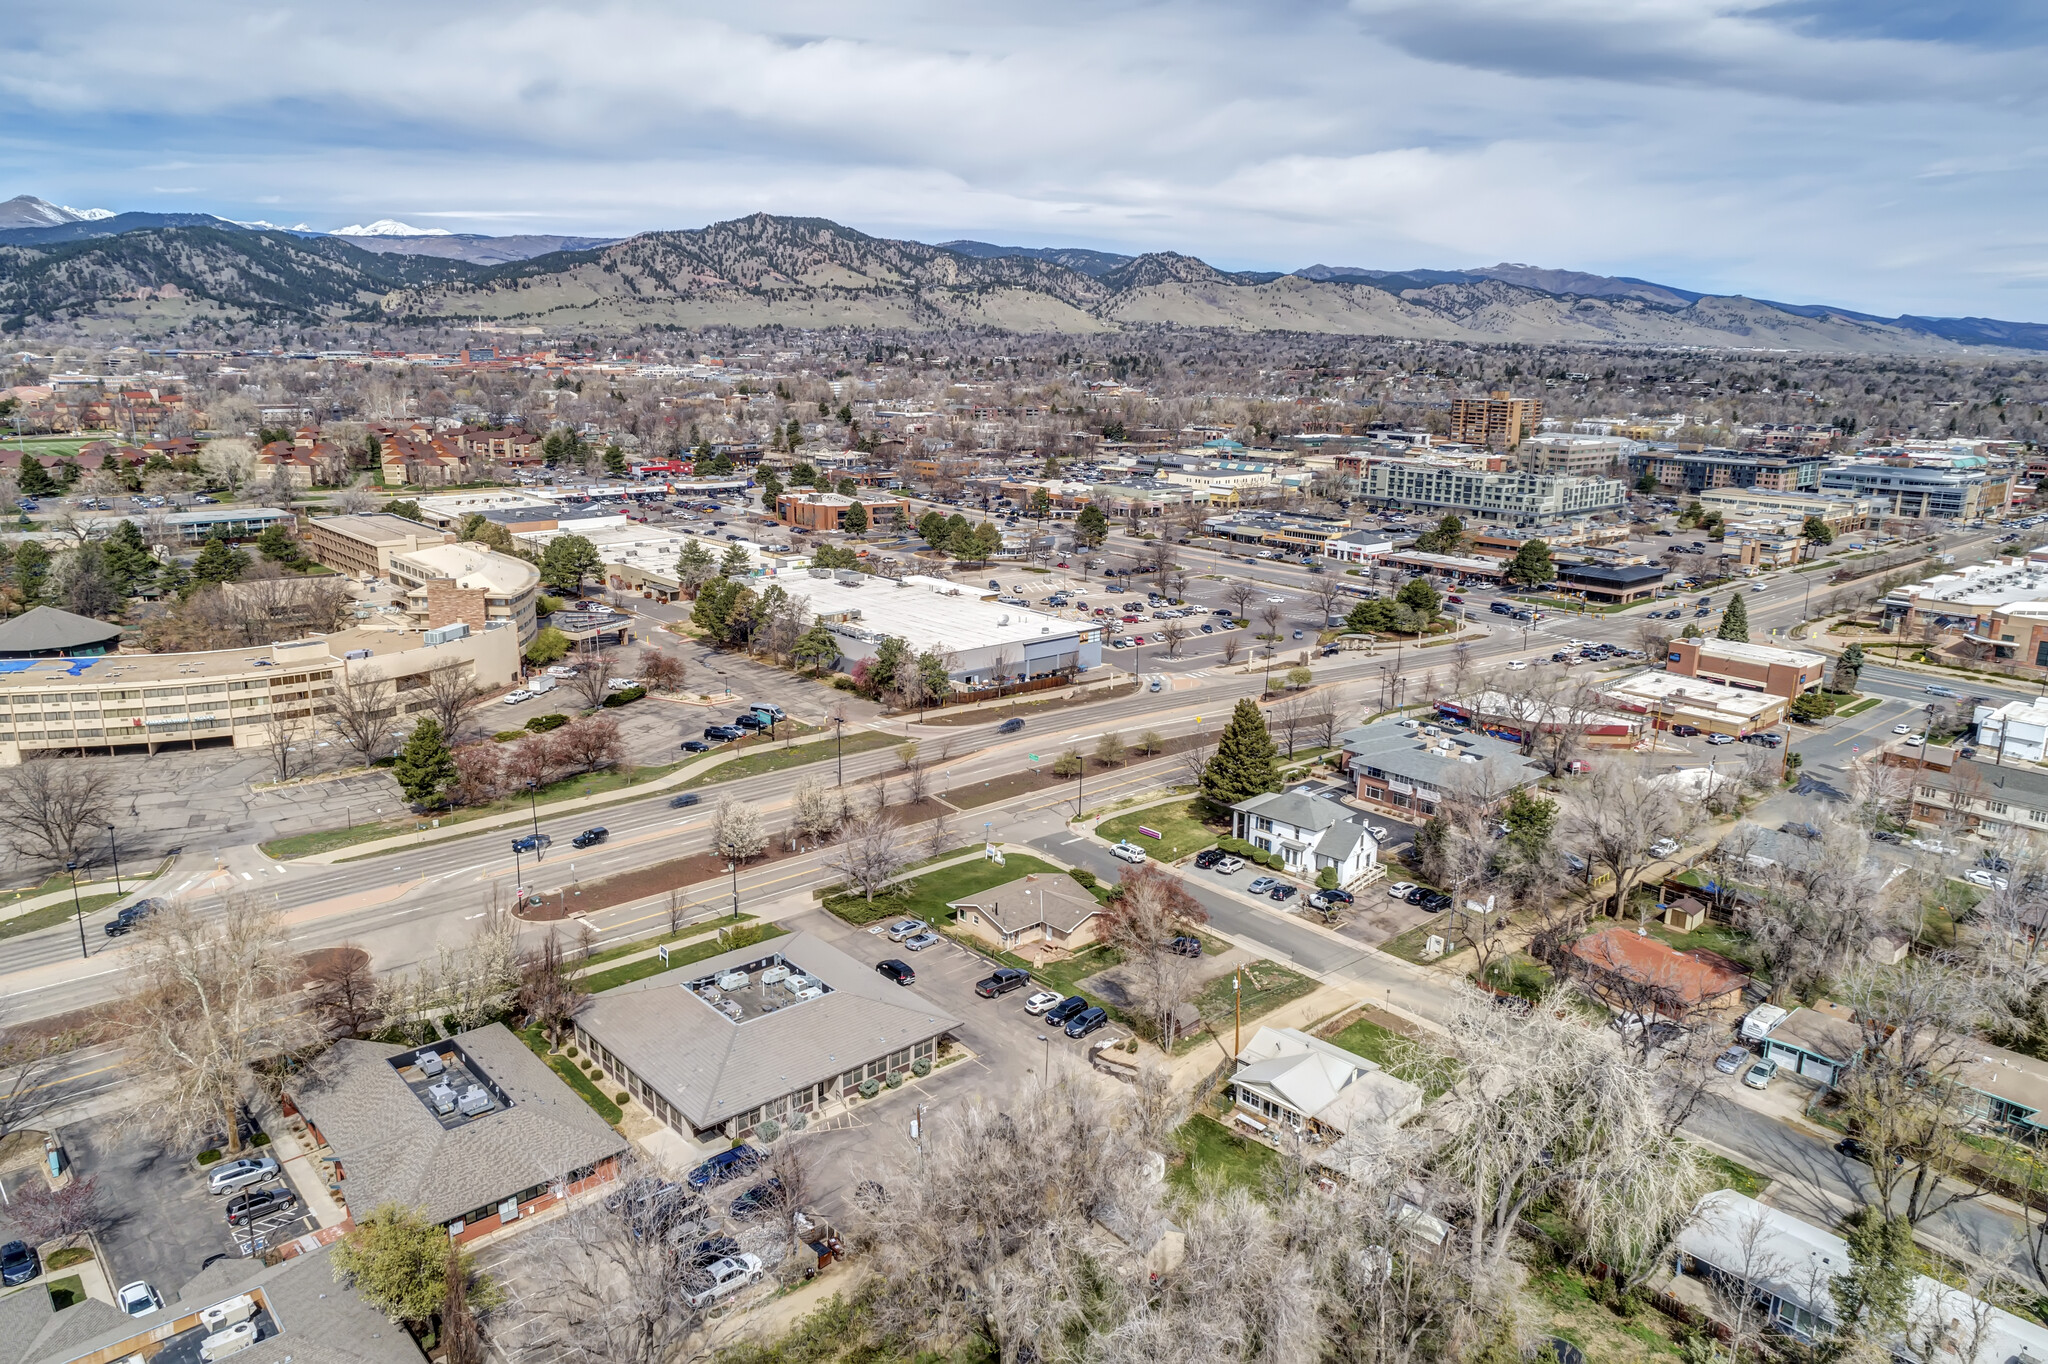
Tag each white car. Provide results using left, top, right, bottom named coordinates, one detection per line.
left=686, top=1253, right=764, bottom=1309
left=1385, top=881, right=1418, bottom=899
left=1212, top=855, right=1244, bottom=874
left=547, top=665, right=579, bottom=678
left=501, top=689, right=532, bottom=705
left=1964, top=870, right=2009, bottom=890
left=1266, top=595, right=1287, bottom=603
left=1750, top=584, right=1766, bottom=593
left=606, top=677, right=639, bottom=690
left=1023, top=990, right=1063, bottom=1015
left=116, top=1281, right=163, bottom=1317
left=1505, top=660, right=1529, bottom=670
left=1904, top=734, right=1925, bottom=747
left=1892, top=723, right=1911, bottom=735
left=1110, top=841, right=1148, bottom=864
left=1368, top=825, right=1391, bottom=841
left=1650, top=838, right=1682, bottom=858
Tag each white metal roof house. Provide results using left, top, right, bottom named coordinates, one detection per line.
left=1228, top=788, right=1381, bottom=888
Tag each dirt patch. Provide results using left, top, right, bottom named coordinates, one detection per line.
left=914, top=682, right=1140, bottom=727
left=1313, top=1001, right=1419, bottom=1043
left=0, top=1002, right=115, bottom=1051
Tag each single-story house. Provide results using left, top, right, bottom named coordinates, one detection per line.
left=1567, top=927, right=1751, bottom=1018
left=1228, top=1026, right=1423, bottom=1139
left=575, top=930, right=959, bottom=1141
left=1761, top=1002, right=1862, bottom=1087
left=949, top=872, right=1107, bottom=952
left=285, top=1023, right=628, bottom=1244
left=1229, top=789, right=1382, bottom=888
left=1957, top=1042, right=2048, bottom=1139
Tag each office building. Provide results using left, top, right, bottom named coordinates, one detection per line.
left=1821, top=461, right=2009, bottom=520
left=1695, top=488, right=1878, bottom=532
left=386, top=542, right=543, bottom=643
left=1449, top=390, right=1543, bottom=448
left=1518, top=434, right=1637, bottom=478
left=304, top=513, right=456, bottom=579
left=1596, top=670, right=1788, bottom=736
left=1360, top=460, right=1625, bottom=524
left=790, top=573, right=1102, bottom=685
left=1663, top=638, right=1826, bottom=699
left=776, top=489, right=912, bottom=533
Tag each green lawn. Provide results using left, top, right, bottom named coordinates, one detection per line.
left=672, top=728, right=901, bottom=790
left=573, top=913, right=755, bottom=970
left=1190, top=959, right=1318, bottom=1027
left=45, top=1276, right=84, bottom=1311
left=0, top=893, right=126, bottom=943
left=519, top=1025, right=622, bottom=1125
left=1325, top=1015, right=1413, bottom=1070
left=1168, top=1115, right=1280, bottom=1196
left=1703, top=1152, right=1771, bottom=1197
left=1645, top=919, right=1764, bottom=976
left=579, top=923, right=787, bottom=993
left=1837, top=695, right=1882, bottom=718
left=1093, top=798, right=1228, bottom=862
left=823, top=853, right=1073, bottom=926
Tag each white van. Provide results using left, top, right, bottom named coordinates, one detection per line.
left=528, top=676, right=557, bottom=695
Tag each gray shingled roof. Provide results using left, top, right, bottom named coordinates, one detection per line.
left=948, top=873, right=1103, bottom=936
left=1338, top=718, right=1546, bottom=796
left=18, top=1244, right=424, bottom=1364
left=0, top=606, right=121, bottom=656
left=576, top=930, right=959, bottom=1132
left=289, top=1023, right=626, bottom=1228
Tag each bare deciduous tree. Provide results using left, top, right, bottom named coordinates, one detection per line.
left=307, top=944, right=384, bottom=1037
left=826, top=811, right=905, bottom=903
left=1103, top=865, right=1209, bottom=1048
left=516, top=929, right=584, bottom=1048
left=421, top=662, right=491, bottom=743
left=1557, top=761, right=1697, bottom=920
left=0, top=763, right=115, bottom=870
left=1160, top=617, right=1189, bottom=658
left=1219, top=633, right=1243, bottom=667
left=325, top=669, right=398, bottom=767
left=569, top=641, right=612, bottom=711
left=261, top=712, right=312, bottom=785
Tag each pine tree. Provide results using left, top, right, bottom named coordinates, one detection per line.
left=102, top=519, right=156, bottom=595
left=602, top=443, right=627, bottom=477
left=758, top=473, right=783, bottom=512
left=393, top=718, right=457, bottom=807
left=840, top=501, right=869, bottom=537
left=193, top=534, right=249, bottom=586
left=1835, top=641, right=1864, bottom=693
left=1717, top=592, right=1750, bottom=642
left=719, top=542, right=752, bottom=578
left=16, top=459, right=56, bottom=497
left=1074, top=503, right=1108, bottom=547
left=1201, top=698, right=1282, bottom=807
left=675, top=539, right=714, bottom=592
left=1505, top=538, right=1553, bottom=587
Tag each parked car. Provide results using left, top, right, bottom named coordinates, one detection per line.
left=728, top=1179, right=784, bottom=1221
left=685, top=1145, right=762, bottom=1189
left=997, top=718, right=1026, bottom=734
left=1834, top=1136, right=1905, bottom=1167
left=1743, top=1057, right=1779, bottom=1090
left=1064, top=1006, right=1109, bottom=1039
left=1965, top=869, right=2009, bottom=890
left=224, top=1186, right=299, bottom=1226
left=1246, top=876, right=1278, bottom=894
left=733, top=713, right=768, bottom=730
left=902, top=931, right=940, bottom=952
left=886, top=918, right=928, bottom=941
left=1403, top=885, right=1429, bottom=904
left=510, top=832, right=551, bottom=854
left=1671, top=724, right=1701, bottom=737
left=1213, top=855, right=1244, bottom=874
left=1269, top=885, right=1299, bottom=903
left=104, top=897, right=165, bottom=937
left=976, top=968, right=1032, bottom=998
left=703, top=725, right=745, bottom=741
left=680, top=739, right=711, bottom=753
left=207, top=1156, right=280, bottom=1196
left=1168, top=934, right=1202, bottom=957
left=1714, top=1046, right=1749, bottom=1075
left=1319, top=888, right=1354, bottom=905
left=1649, top=838, right=1681, bottom=858
left=1194, top=849, right=1226, bottom=869
left=1704, top=733, right=1734, bottom=746
left=501, top=689, right=533, bottom=705
left=571, top=826, right=610, bottom=849
left=1386, top=881, right=1418, bottom=898
left=1023, top=990, right=1063, bottom=1015
left=0, top=1241, right=37, bottom=1287
left=1419, top=891, right=1453, bottom=912
left=116, top=1280, right=164, bottom=1317
left=686, top=1253, right=765, bottom=1308
left=876, top=959, right=916, bottom=986
left=1110, top=841, right=1148, bottom=864
left=1045, top=995, right=1090, bottom=1026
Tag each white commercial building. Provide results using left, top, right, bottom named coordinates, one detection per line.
left=387, top=542, right=543, bottom=643
left=515, top=524, right=810, bottom=602
left=788, top=574, right=1102, bottom=684
left=1597, top=668, right=1788, bottom=736
left=1975, top=696, right=2048, bottom=764
left=1361, top=459, right=1626, bottom=524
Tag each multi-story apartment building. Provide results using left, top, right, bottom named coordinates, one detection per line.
left=1626, top=449, right=1828, bottom=495
left=1449, top=390, right=1543, bottom=448
left=1821, top=461, right=2009, bottom=520
left=1360, top=460, right=1625, bottom=524
left=1664, top=638, right=1827, bottom=700
left=1519, top=434, right=1637, bottom=478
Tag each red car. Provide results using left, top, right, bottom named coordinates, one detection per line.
left=1447, top=594, right=1464, bottom=603
left=1133, top=636, right=1146, bottom=645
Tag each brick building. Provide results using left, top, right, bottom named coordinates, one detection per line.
left=1663, top=638, right=1827, bottom=699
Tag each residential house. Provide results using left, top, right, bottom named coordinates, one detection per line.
left=1227, top=1026, right=1423, bottom=1140
left=1228, top=789, right=1381, bottom=888
left=285, top=1023, right=629, bottom=1245
left=948, top=872, right=1107, bottom=953
left=1760, top=1002, right=1861, bottom=1086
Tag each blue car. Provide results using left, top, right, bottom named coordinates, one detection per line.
left=686, top=1145, right=763, bottom=1190
left=0, top=1240, right=38, bottom=1287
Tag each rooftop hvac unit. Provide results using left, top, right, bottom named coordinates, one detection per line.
left=423, top=622, right=470, bottom=646
left=427, top=1082, right=458, bottom=1115
left=343, top=648, right=373, bottom=661
left=457, top=1084, right=494, bottom=1117
left=414, top=1049, right=445, bottom=1077
left=716, top=971, right=749, bottom=990
left=782, top=974, right=813, bottom=994
left=759, top=965, right=790, bottom=985
left=718, top=999, right=744, bottom=1020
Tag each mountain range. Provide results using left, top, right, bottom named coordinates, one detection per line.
left=2, top=195, right=2044, bottom=353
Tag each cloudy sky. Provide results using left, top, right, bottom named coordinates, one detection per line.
left=2, top=0, right=2043, bottom=319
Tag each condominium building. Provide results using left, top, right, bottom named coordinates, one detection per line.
left=387, top=542, right=543, bottom=643
left=1627, top=449, right=1827, bottom=495
left=1821, top=461, right=2009, bottom=520
left=1519, top=434, right=1638, bottom=478
left=1449, top=390, right=1543, bottom=448
left=304, top=513, right=456, bottom=579
left=1360, top=460, right=1625, bottom=524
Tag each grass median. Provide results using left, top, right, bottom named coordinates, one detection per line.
left=0, top=892, right=126, bottom=943
left=579, top=922, right=788, bottom=994
left=822, top=852, right=1071, bottom=926
left=672, top=729, right=902, bottom=790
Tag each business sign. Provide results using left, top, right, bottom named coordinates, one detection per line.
left=1138, top=827, right=1162, bottom=839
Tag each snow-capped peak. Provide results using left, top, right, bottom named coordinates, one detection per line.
left=60, top=206, right=115, bottom=221
left=236, top=219, right=312, bottom=231
left=0, top=195, right=98, bottom=228
left=332, top=219, right=452, bottom=237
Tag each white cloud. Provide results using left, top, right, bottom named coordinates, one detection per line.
left=0, top=0, right=2044, bottom=318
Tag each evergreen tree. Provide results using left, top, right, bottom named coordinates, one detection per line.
left=836, top=477, right=857, bottom=497
left=193, top=533, right=249, bottom=586
left=1801, top=515, right=1835, bottom=546
left=1503, top=538, right=1553, bottom=587
left=102, top=519, right=156, bottom=595
left=675, top=539, right=715, bottom=592
left=864, top=636, right=910, bottom=697
left=1029, top=486, right=1052, bottom=518
left=15, top=459, right=56, bottom=498
left=916, top=510, right=948, bottom=545
left=537, top=535, right=602, bottom=595
left=718, top=542, right=752, bottom=578
left=1344, top=598, right=1394, bottom=633
left=840, top=501, right=869, bottom=537
left=809, top=543, right=860, bottom=570
left=1201, top=698, right=1282, bottom=806
left=1396, top=576, right=1441, bottom=618
left=1717, top=592, right=1750, bottom=642
left=255, top=523, right=302, bottom=566
left=758, top=473, right=783, bottom=512
left=1834, top=641, right=1864, bottom=693
left=790, top=461, right=820, bottom=487
left=1074, top=502, right=1109, bottom=547
left=1634, top=469, right=1657, bottom=493
left=792, top=623, right=839, bottom=674
left=1501, top=789, right=1557, bottom=861
left=1413, top=513, right=1466, bottom=555
left=602, top=443, right=627, bottom=477
left=916, top=647, right=953, bottom=703
left=1829, top=1209, right=1918, bottom=1350
left=382, top=500, right=424, bottom=522
left=691, top=577, right=743, bottom=636
left=393, top=718, right=457, bottom=807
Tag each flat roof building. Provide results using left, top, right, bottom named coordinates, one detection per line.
left=1555, top=561, right=1667, bottom=603
left=303, top=513, right=455, bottom=579
left=574, top=930, right=959, bottom=1141
left=387, top=542, right=543, bottom=643
left=1822, top=460, right=2008, bottom=521
left=1627, top=449, right=1827, bottom=494
left=1449, top=390, right=1543, bottom=449
left=1597, top=669, right=1789, bottom=736
left=1664, top=637, right=1826, bottom=699
left=776, top=489, right=912, bottom=533
left=1361, top=460, right=1625, bottom=524
left=790, top=573, right=1103, bottom=686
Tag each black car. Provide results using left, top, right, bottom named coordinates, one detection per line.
left=1064, top=1006, right=1109, bottom=1038
left=685, top=1145, right=762, bottom=1189
left=704, top=725, right=745, bottom=741
left=876, top=959, right=916, bottom=986
left=996, top=717, right=1026, bottom=735
left=1403, top=886, right=1428, bottom=905
left=1269, top=885, right=1298, bottom=902
left=975, top=968, right=1032, bottom=998
left=729, top=1178, right=783, bottom=1220
left=1319, top=888, right=1354, bottom=905
left=1168, top=934, right=1202, bottom=958
left=669, top=793, right=701, bottom=809
left=734, top=713, right=768, bottom=730
left=0, top=1240, right=36, bottom=1287
left=571, top=826, right=610, bottom=849
left=679, top=739, right=711, bottom=753
left=511, top=832, right=552, bottom=854
left=225, top=1186, right=299, bottom=1226
left=1420, top=891, right=1454, bottom=913
left=1835, top=1136, right=1905, bottom=1167
left=1193, top=849, right=1226, bottom=870
left=1045, top=995, right=1089, bottom=1026
left=104, top=897, right=165, bottom=938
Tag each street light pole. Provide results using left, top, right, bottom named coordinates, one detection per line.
left=834, top=714, right=844, bottom=786
left=105, top=824, right=121, bottom=896
left=67, top=860, right=86, bottom=960
left=525, top=779, right=541, bottom=852
left=729, top=859, right=740, bottom=920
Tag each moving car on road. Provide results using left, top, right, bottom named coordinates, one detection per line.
left=104, top=898, right=165, bottom=937
left=571, top=826, right=609, bottom=849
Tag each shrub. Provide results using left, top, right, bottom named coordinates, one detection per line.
left=830, top=676, right=858, bottom=692
left=601, top=685, right=646, bottom=708
left=579, top=1057, right=592, bottom=1070
left=1067, top=868, right=1097, bottom=890
left=493, top=730, right=523, bottom=743
left=756, top=1119, right=782, bottom=1143
left=789, top=1113, right=808, bottom=1132
left=590, top=1069, right=606, bottom=1083
left=912, top=1056, right=932, bottom=1078
left=526, top=713, right=569, bottom=733
left=1124, top=1038, right=1139, bottom=1053
left=251, top=1131, right=271, bottom=1147
left=885, top=1071, right=905, bottom=1089
left=44, top=1247, right=92, bottom=1271
left=615, top=1091, right=629, bottom=1106
left=196, top=1149, right=222, bottom=1166
left=858, top=1078, right=880, bottom=1099
left=566, top=1046, right=578, bottom=1058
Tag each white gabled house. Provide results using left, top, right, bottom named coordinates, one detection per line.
left=1228, top=789, right=1382, bottom=888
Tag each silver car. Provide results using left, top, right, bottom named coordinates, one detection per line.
left=885, top=919, right=928, bottom=942
left=206, top=1155, right=279, bottom=1196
